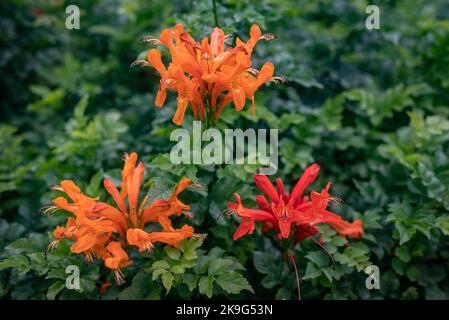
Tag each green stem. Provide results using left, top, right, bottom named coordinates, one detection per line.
left=212, top=0, right=219, bottom=27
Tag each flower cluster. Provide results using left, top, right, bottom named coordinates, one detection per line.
left=139, top=23, right=282, bottom=125
left=48, top=152, right=198, bottom=283
left=226, top=164, right=363, bottom=243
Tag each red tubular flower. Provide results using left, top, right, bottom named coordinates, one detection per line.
left=227, top=165, right=364, bottom=301
left=227, top=193, right=275, bottom=240
left=227, top=164, right=364, bottom=242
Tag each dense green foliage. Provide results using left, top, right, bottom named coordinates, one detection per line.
left=1, top=0, right=449, bottom=300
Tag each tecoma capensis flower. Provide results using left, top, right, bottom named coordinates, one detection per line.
left=48, top=152, right=200, bottom=284
left=138, top=24, right=285, bottom=126
left=226, top=164, right=364, bottom=299
left=227, top=164, right=364, bottom=242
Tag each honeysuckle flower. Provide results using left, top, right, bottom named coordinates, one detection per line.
left=227, top=164, right=364, bottom=241
left=48, top=152, right=198, bottom=284
left=138, top=23, right=284, bottom=125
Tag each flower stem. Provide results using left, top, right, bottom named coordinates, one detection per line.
left=289, top=253, right=301, bottom=300
left=212, top=0, right=219, bottom=27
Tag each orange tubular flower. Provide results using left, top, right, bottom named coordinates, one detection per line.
left=104, top=242, right=132, bottom=284
left=141, top=23, right=283, bottom=125
left=227, top=164, right=364, bottom=243
left=48, top=152, right=198, bottom=284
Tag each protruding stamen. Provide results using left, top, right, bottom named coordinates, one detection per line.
left=260, top=33, right=277, bottom=41
left=182, top=210, right=194, bottom=219
left=51, top=185, right=64, bottom=192
left=130, top=60, right=150, bottom=68
left=270, top=76, right=289, bottom=85
left=85, top=252, right=94, bottom=263
left=190, top=183, right=204, bottom=190
left=114, top=269, right=125, bottom=285
left=221, top=208, right=235, bottom=217
left=328, top=196, right=343, bottom=206
left=63, top=226, right=77, bottom=237
left=224, top=34, right=233, bottom=41
left=140, top=36, right=162, bottom=45
left=193, top=233, right=207, bottom=240
left=41, top=206, right=59, bottom=215
left=164, top=79, right=177, bottom=86
left=47, top=240, right=60, bottom=252
left=143, top=241, right=154, bottom=252
left=246, top=68, right=259, bottom=78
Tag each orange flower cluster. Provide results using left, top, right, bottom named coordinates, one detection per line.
left=139, top=23, right=282, bottom=125
left=48, top=152, right=197, bottom=283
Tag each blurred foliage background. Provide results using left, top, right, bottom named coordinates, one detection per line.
left=1, top=0, right=449, bottom=299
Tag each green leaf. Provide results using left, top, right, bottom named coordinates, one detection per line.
left=161, top=272, right=174, bottom=293
left=27, top=253, right=48, bottom=275
left=180, top=238, right=202, bottom=261
left=331, top=236, right=347, bottom=247
left=303, top=262, right=321, bottom=280
left=215, top=272, right=254, bottom=295
left=395, top=247, right=411, bottom=263
left=119, top=271, right=156, bottom=300
left=402, top=287, right=419, bottom=300
left=208, top=258, right=234, bottom=276
left=261, top=274, right=280, bottom=289
left=0, top=255, right=31, bottom=275
left=198, top=276, right=214, bottom=298
left=152, top=260, right=170, bottom=270
left=406, top=266, right=421, bottom=282
left=183, top=273, right=198, bottom=292
left=46, top=281, right=65, bottom=300
left=166, top=247, right=181, bottom=260
left=436, top=216, right=449, bottom=235
left=152, top=268, right=166, bottom=281
left=396, top=223, right=416, bottom=245
left=305, top=251, right=330, bottom=268
left=170, top=265, right=185, bottom=274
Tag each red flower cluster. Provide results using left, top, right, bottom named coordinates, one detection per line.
left=227, top=164, right=363, bottom=243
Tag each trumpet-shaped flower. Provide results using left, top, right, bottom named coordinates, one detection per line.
left=141, top=24, right=284, bottom=125
left=48, top=152, right=199, bottom=284
left=227, top=164, right=363, bottom=241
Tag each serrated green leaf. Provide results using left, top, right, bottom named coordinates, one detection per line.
left=215, top=272, right=254, bottom=295
left=208, top=258, right=234, bottom=276
left=170, top=265, right=184, bottom=274
left=166, top=247, right=181, bottom=260
left=161, top=272, right=174, bottom=293
left=198, top=276, right=214, bottom=298
left=152, top=260, right=170, bottom=270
